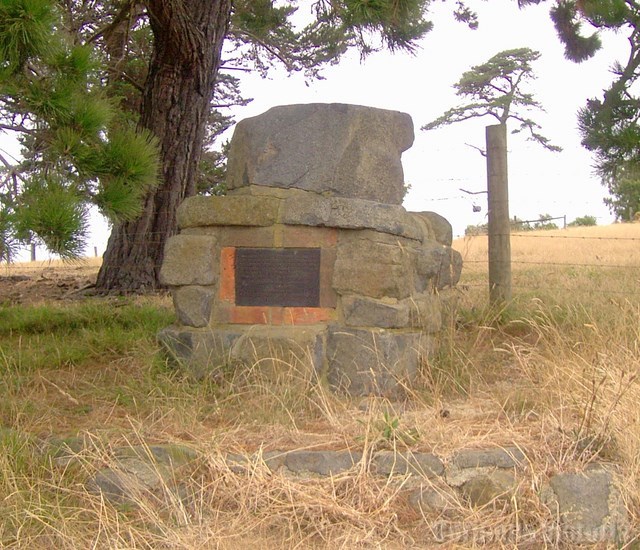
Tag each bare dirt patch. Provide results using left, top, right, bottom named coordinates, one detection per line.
left=0, top=258, right=101, bottom=305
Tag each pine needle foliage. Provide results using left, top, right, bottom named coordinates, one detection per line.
left=94, top=128, right=159, bottom=221
left=0, top=0, right=56, bottom=72
left=13, top=177, right=87, bottom=258
left=549, top=0, right=601, bottom=62
left=538, top=0, right=640, bottom=218
left=422, top=48, right=561, bottom=152
left=601, top=163, right=640, bottom=221
left=312, top=0, right=432, bottom=55
left=0, top=0, right=159, bottom=261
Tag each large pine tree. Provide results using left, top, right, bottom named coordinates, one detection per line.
left=520, top=0, right=640, bottom=219
left=97, top=0, right=437, bottom=291
left=95, top=0, right=233, bottom=290
left=0, top=0, right=160, bottom=262
left=0, top=0, right=441, bottom=288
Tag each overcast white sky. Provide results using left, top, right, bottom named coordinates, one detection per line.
left=221, top=0, right=629, bottom=238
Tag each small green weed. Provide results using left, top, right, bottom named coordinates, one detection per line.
left=377, top=410, right=419, bottom=445
left=358, top=410, right=419, bottom=449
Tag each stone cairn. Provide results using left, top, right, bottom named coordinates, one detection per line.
left=158, top=103, right=462, bottom=396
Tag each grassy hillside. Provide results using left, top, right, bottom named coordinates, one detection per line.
left=0, top=224, right=638, bottom=547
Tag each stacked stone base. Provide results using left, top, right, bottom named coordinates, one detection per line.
left=159, top=324, right=433, bottom=396
left=158, top=186, right=461, bottom=396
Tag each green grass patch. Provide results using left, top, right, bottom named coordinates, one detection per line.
left=0, top=299, right=175, bottom=372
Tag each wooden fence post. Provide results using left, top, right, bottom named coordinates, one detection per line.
left=486, top=124, right=512, bottom=306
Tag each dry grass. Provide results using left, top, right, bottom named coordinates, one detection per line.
left=453, top=222, right=640, bottom=312
left=0, top=256, right=102, bottom=275
left=1, top=224, right=640, bottom=547
left=454, top=222, right=640, bottom=266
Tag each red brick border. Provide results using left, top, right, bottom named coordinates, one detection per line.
left=218, top=245, right=336, bottom=326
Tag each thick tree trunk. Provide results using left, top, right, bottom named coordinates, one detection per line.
left=96, top=0, right=232, bottom=291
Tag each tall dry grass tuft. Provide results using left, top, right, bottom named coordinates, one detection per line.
left=0, top=426, right=422, bottom=548
left=447, top=224, right=640, bottom=534
left=500, top=300, right=640, bottom=475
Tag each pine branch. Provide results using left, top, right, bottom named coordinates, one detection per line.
left=511, top=115, right=562, bottom=151
left=422, top=105, right=499, bottom=130
left=0, top=123, right=35, bottom=134
left=0, top=151, right=21, bottom=197
left=465, top=143, right=486, bottom=157
left=219, top=65, right=252, bottom=72
left=87, top=1, right=137, bottom=44
left=117, top=69, right=145, bottom=93
left=228, top=29, right=294, bottom=71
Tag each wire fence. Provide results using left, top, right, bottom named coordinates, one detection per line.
left=2, top=227, right=640, bottom=301
left=454, top=229, right=640, bottom=299
left=506, top=233, right=640, bottom=241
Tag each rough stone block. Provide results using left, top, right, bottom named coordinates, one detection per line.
left=406, top=243, right=463, bottom=292
left=372, top=451, right=444, bottom=478
left=115, top=444, right=198, bottom=466
left=460, top=470, right=517, bottom=508
left=326, top=327, right=424, bottom=396
left=88, top=458, right=171, bottom=506
left=87, top=445, right=198, bottom=507
left=410, top=211, right=454, bottom=246
left=177, top=195, right=280, bottom=229
left=226, top=103, right=414, bottom=204
left=157, top=326, right=239, bottom=378
left=158, top=325, right=327, bottom=379
left=342, top=295, right=410, bottom=328
left=278, top=188, right=333, bottom=226
left=283, top=450, right=362, bottom=475
left=278, top=191, right=423, bottom=241
left=405, top=293, right=443, bottom=333
left=412, top=244, right=440, bottom=286
left=327, top=197, right=423, bottom=240
left=229, top=326, right=326, bottom=374
left=172, top=286, right=216, bottom=328
left=262, top=451, right=288, bottom=471
left=434, top=247, right=463, bottom=290
left=408, top=484, right=458, bottom=512
left=333, top=230, right=462, bottom=299
left=453, top=447, right=526, bottom=469
left=332, top=233, right=416, bottom=299
left=159, top=234, right=218, bottom=286
left=320, top=248, right=338, bottom=308
left=546, top=468, right=630, bottom=544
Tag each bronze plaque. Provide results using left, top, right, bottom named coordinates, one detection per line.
left=235, top=248, right=321, bottom=307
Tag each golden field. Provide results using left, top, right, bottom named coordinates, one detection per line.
left=455, top=222, right=640, bottom=267
left=453, top=222, right=640, bottom=309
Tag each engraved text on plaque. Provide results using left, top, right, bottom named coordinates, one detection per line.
left=235, top=248, right=321, bottom=307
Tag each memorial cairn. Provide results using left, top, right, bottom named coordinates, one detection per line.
left=158, top=103, right=462, bottom=396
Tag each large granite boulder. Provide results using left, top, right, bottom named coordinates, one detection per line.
left=226, top=103, right=414, bottom=205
